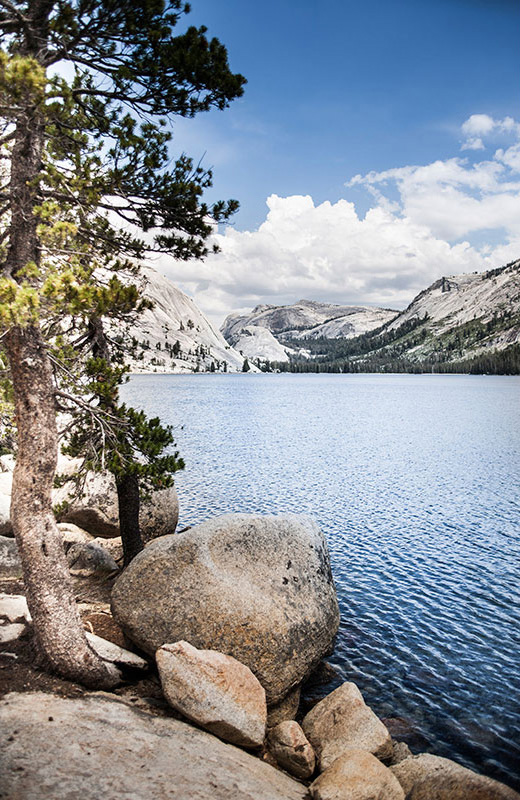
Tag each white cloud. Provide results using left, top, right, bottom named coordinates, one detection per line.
left=156, top=115, right=520, bottom=326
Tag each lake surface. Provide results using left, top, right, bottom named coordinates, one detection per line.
left=122, top=373, right=520, bottom=789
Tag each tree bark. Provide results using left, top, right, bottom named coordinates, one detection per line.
left=6, top=325, right=120, bottom=688
left=116, top=473, right=143, bottom=566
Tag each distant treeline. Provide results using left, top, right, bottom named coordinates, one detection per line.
left=257, top=309, right=520, bottom=375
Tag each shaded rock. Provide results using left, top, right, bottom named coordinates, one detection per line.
left=302, top=681, right=393, bottom=771
left=0, top=535, right=21, bottom=578
left=0, top=692, right=307, bottom=800
left=310, top=749, right=405, bottom=800
left=54, top=457, right=179, bottom=541
left=382, top=715, right=432, bottom=752
left=85, top=632, right=148, bottom=672
left=156, top=640, right=266, bottom=748
left=390, top=739, right=413, bottom=765
left=81, top=610, right=127, bottom=648
left=391, top=754, right=520, bottom=799
left=268, top=720, right=316, bottom=780
left=91, top=536, right=123, bottom=563
left=112, top=513, right=340, bottom=705
left=267, top=686, right=301, bottom=728
left=66, top=541, right=118, bottom=576
left=0, top=593, right=31, bottom=623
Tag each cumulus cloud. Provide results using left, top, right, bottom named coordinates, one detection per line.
left=156, top=115, right=520, bottom=325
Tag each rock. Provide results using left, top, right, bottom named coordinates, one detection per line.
left=156, top=640, right=267, bottom=748
left=267, top=686, right=301, bottom=728
left=85, top=632, right=149, bottom=672
left=310, top=749, right=405, bottom=800
left=0, top=623, right=26, bottom=643
left=390, top=739, right=413, bottom=765
left=391, top=754, right=520, bottom=799
left=302, top=682, right=393, bottom=771
left=54, top=457, right=179, bottom=541
left=58, top=522, right=93, bottom=550
left=0, top=454, right=14, bottom=472
left=268, top=721, right=316, bottom=780
left=0, top=692, right=307, bottom=800
left=66, top=541, right=118, bottom=576
left=0, top=483, right=11, bottom=535
left=91, top=536, right=123, bottom=563
left=112, top=513, right=340, bottom=705
left=0, top=593, right=31, bottom=623
left=0, top=535, right=21, bottom=578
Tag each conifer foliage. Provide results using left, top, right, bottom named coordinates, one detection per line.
left=0, top=0, right=245, bottom=686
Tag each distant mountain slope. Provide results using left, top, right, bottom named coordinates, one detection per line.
left=123, top=267, right=252, bottom=373
left=388, top=260, right=520, bottom=333
left=221, top=299, right=398, bottom=354
left=225, top=325, right=295, bottom=364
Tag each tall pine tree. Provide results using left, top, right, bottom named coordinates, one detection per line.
left=0, top=0, right=245, bottom=687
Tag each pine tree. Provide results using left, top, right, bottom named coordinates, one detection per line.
left=0, top=0, right=245, bottom=687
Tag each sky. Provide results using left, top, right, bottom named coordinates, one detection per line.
left=152, top=0, right=520, bottom=326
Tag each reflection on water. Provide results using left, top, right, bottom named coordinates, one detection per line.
left=122, top=373, right=520, bottom=789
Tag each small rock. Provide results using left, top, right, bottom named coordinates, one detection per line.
left=310, top=749, right=405, bottom=800
left=391, top=753, right=520, bottom=799
left=85, top=632, right=148, bottom=671
left=0, top=623, right=26, bottom=643
left=268, top=720, right=316, bottom=780
left=66, top=541, right=118, bottom=576
left=156, top=640, right=267, bottom=748
left=91, top=536, right=123, bottom=563
left=302, top=681, right=393, bottom=771
left=0, top=535, right=21, bottom=577
left=0, top=593, right=31, bottom=623
left=58, top=522, right=93, bottom=550
left=390, top=739, right=413, bottom=765
left=267, top=686, right=301, bottom=728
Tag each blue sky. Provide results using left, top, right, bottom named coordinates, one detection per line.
left=155, top=0, right=520, bottom=323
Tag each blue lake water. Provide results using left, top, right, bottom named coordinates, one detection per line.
left=122, top=373, right=520, bottom=789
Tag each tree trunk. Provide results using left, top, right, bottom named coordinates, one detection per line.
left=6, top=325, right=120, bottom=688
left=116, top=473, right=143, bottom=567
left=1, top=1, right=120, bottom=689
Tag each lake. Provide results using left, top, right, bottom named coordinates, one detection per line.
left=122, top=373, right=520, bottom=789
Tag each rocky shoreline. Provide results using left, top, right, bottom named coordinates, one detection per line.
left=1, top=464, right=519, bottom=799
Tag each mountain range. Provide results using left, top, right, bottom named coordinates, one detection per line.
left=121, top=258, right=520, bottom=374
left=220, top=259, right=520, bottom=373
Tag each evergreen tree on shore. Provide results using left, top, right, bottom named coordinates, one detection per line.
left=0, top=0, right=245, bottom=687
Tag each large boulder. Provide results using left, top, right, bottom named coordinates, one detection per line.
left=111, top=513, right=340, bottom=705
left=54, top=457, right=179, bottom=541
left=302, top=682, right=393, bottom=770
left=0, top=692, right=308, bottom=800
left=156, top=640, right=267, bottom=748
left=391, top=754, right=520, bottom=799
